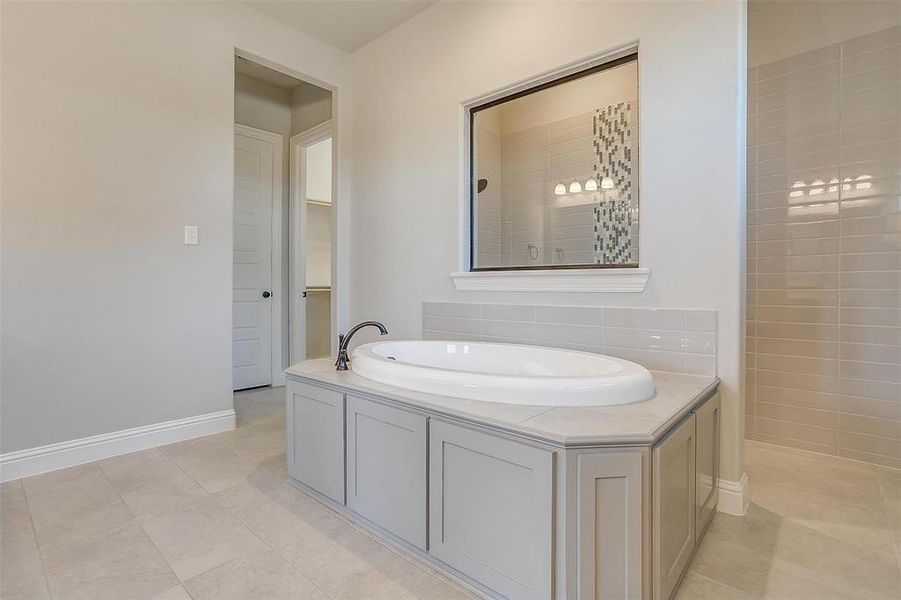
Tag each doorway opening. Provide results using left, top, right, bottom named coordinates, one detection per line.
left=232, top=54, right=335, bottom=398
left=291, top=124, right=333, bottom=363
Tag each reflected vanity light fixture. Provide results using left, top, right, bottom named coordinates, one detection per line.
left=585, top=178, right=598, bottom=191
left=601, top=177, right=615, bottom=190
left=554, top=183, right=567, bottom=195
left=569, top=181, right=582, bottom=193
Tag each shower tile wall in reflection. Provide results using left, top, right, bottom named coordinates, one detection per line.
left=500, top=111, right=600, bottom=266
left=747, top=26, right=901, bottom=468
left=473, top=103, right=638, bottom=268
left=474, top=124, right=503, bottom=267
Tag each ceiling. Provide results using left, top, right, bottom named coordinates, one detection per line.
left=244, top=1, right=439, bottom=53
left=234, top=55, right=307, bottom=90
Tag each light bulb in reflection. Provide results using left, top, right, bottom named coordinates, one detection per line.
left=601, top=177, right=615, bottom=190
left=569, top=181, right=582, bottom=193
left=554, top=183, right=566, bottom=195
left=585, top=178, right=598, bottom=191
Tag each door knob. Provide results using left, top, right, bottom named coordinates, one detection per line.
left=261, top=290, right=271, bottom=299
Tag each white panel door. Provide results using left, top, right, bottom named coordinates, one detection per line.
left=233, top=128, right=275, bottom=390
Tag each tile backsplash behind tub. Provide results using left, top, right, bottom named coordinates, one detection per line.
left=422, top=302, right=717, bottom=376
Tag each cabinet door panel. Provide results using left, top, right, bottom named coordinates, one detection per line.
left=653, top=414, right=696, bottom=600
left=694, top=394, right=720, bottom=540
left=286, top=380, right=344, bottom=504
left=346, top=396, right=427, bottom=549
left=429, top=420, right=553, bottom=599
left=576, top=451, right=643, bottom=600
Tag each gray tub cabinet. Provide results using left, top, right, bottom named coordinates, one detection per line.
left=286, top=376, right=720, bottom=600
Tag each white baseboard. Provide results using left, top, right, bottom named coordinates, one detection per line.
left=717, top=473, right=750, bottom=516
left=0, top=409, right=236, bottom=483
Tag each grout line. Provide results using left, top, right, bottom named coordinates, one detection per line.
left=681, top=570, right=753, bottom=598
left=94, top=456, right=184, bottom=591
left=154, top=402, right=339, bottom=599
left=747, top=438, right=901, bottom=472
left=209, top=484, right=339, bottom=600
left=19, top=480, right=55, bottom=600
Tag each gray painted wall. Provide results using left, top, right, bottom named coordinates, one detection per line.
left=0, top=1, right=348, bottom=453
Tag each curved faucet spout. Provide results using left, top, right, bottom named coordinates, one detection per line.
left=336, top=321, right=388, bottom=371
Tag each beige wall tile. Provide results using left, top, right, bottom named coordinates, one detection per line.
left=840, top=324, right=900, bottom=345
left=839, top=395, right=901, bottom=420
left=756, top=321, right=838, bottom=341
left=756, top=416, right=837, bottom=448
left=839, top=430, right=900, bottom=459
left=840, top=360, right=901, bottom=383
left=756, top=338, right=838, bottom=358
left=839, top=377, right=900, bottom=403
left=840, top=413, right=901, bottom=440
left=757, top=402, right=837, bottom=429
left=756, top=369, right=838, bottom=393
left=756, top=354, right=837, bottom=376
left=756, top=385, right=837, bottom=411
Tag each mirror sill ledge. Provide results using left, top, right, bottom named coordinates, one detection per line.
left=450, top=268, right=650, bottom=293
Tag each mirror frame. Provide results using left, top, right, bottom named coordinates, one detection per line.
left=468, top=51, right=639, bottom=272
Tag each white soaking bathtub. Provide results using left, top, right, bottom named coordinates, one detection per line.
left=350, top=340, right=655, bottom=406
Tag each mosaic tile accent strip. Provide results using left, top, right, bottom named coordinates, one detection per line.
left=593, top=102, right=637, bottom=264
left=422, top=302, right=717, bottom=376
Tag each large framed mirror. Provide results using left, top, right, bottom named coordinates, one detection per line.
left=470, top=53, right=639, bottom=270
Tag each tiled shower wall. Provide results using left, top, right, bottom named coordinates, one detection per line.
left=423, top=302, right=717, bottom=376
left=747, top=26, right=901, bottom=467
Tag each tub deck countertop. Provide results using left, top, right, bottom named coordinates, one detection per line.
left=286, top=358, right=719, bottom=447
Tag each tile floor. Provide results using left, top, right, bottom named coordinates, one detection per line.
left=1, top=387, right=899, bottom=599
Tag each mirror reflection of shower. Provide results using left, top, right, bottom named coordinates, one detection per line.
left=471, top=55, right=639, bottom=269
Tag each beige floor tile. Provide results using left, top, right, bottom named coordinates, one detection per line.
left=690, top=534, right=867, bottom=599
left=23, top=463, right=135, bottom=549
left=258, top=452, right=289, bottom=480
left=234, top=388, right=285, bottom=424
left=183, top=550, right=327, bottom=600
left=878, top=467, right=901, bottom=568
left=214, top=471, right=468, bottom=599
left=707, top=504, right=901, bottom=598
left=282, top=518, right=453, bottom=600
left=149, top=585, right=193, bottom=600
left=139, top=495, right=270, bottom=581
left=745, top=440, right=896, bottom=554
left=41, top=522, right=177, bottom=600
left=1, top=481, right=50, bottom=600
left=226, top=416, right=286, bottom=462
left=3, top=391, right=898, bottom=600
left=675, top=571, right=752, bottom=599
left=158, top=433, right=272, bottom=494
left=99, top=448, right=206, bottom=518
left=213, top=470, right=357, bottom=562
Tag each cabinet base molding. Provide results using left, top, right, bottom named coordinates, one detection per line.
left=717, top=473, right=749, bottom=516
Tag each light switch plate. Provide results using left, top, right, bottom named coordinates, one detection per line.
left=184, top=225, right=199, bottom=246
